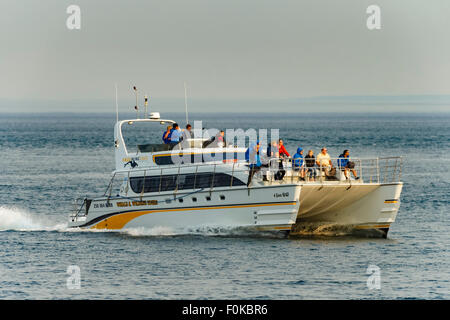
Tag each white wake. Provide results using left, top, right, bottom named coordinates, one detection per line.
left=0, top=206, right=66, bottom=232
left=0, top=206, right=285, bottom=238
left=121, top=226, right=177, bottom=236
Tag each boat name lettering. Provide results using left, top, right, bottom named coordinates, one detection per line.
left=116, top=200, right=158, bottom=207
left=93, top=202, right=113, bottom=209
left=273, top=192, right=289, bottom=198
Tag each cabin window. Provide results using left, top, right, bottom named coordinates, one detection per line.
left=195, top=173, right=214, bottom=189
left=161, top=175, right=178, bottom=192
left=177, top=174, right=196, bottom=190
left=213, top=173, right=232, bottom=187
left=129, top=172, right=244, bottom=194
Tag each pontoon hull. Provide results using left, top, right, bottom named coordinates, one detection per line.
left=291, top=182, right=403, bottom=237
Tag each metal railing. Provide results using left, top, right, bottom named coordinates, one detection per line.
left=104, top=161, right=251, bottom=197
left=271, top=156, right=402, bottom=184
left=106, top=156, right=402, bottom=196
left=71, top=156, right=402, bottom=220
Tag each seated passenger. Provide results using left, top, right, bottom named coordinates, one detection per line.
left=305, top=150, right=317, bottom=181
left=266, top=141, right=278, bottom=160
left=162, top=125, right=172, bottom=144
left=292, top=147, right=305, bottom=181
left=216, top=130, right=226, bottom=147
left=337, top=149, right=359, bottom=180
left=316, top=147, right=334, bottom=177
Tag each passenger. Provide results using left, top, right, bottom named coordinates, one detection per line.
left=246, top=141, right=262, bottom=186
left=292, top=147, right=305, bottom=181
left=305, top=150, right=317, bottom=181
left=266, top=139, right=278, bottom=162
left=169, top=123, right=182, bottom=148
left=180, top=124, right=193, bottom=149
left=262, top=141, right=277, bottom=181
left=260, top=141, right=275, bottom=182
left=278, top=139, right=290, bottom=158
left=162, top=125, right=172, bottom=144
left=215, top=130, right=226, bottom=147
left=316, top=147, right=334, bottom=177
left=267, top=140, right=278, bottom=158
left=182, top=124, right=193, bottom=140
left=267, top=141, right=280, bottom=180
left=337, top=149, right=359, bottom=180
left=275, top=139, right=287, bottom=180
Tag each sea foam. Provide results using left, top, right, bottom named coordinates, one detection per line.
left=0, top=206, right=66, bottom=232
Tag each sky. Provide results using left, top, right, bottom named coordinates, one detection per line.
left=0, top=0, right=449, bottom=112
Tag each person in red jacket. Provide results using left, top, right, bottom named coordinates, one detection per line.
left=278, top=139, right=290, bottom=158
left=273, top=139, right=289, bottom=180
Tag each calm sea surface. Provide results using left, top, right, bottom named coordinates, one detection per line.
left=0, top=112, right=449, bottom=299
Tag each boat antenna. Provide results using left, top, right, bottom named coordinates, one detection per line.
left=115, top=83, right=119, bottom=123
left=133, top=86, right=139, bottom=119
left=184, top=81, right=189, bottom=124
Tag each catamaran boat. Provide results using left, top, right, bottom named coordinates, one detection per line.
left=69, top=112, right=403, bottom=238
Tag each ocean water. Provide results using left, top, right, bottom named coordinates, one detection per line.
left=0, top=112, right=449, bottom=299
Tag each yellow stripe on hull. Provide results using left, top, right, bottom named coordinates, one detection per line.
left=90, top=202, right=297, bottom=230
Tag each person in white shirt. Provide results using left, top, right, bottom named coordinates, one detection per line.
left=181, top=124, right=193, bottom=149
left=316, top=147, right=333, bottom=176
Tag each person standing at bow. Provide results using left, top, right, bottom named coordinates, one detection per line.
left=246, top=141, right=262, bottom=186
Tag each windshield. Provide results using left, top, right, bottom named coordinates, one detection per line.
left=121, top=121, right=171, bottom=153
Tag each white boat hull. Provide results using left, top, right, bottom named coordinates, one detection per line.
left=291, top=182, right=403, bottom=237
left=69, top=185, right=301, bottom=233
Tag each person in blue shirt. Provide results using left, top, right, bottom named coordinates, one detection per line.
left=246, top=141, right=262, bottom=186
left=168, top=123, right=182, bottom=148
left=337, top=149, right=359, bottom=180
left=292, top=147, right=305, bottom=181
